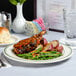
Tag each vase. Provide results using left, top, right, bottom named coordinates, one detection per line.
left=12, top=3, right=26, bottom=33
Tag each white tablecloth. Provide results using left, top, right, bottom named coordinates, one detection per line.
left=0, top=31, right=76, bottom=76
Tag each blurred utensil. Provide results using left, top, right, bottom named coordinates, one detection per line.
left=0, top=53, right=12, bottom=68
left=0, top=59, right=6, bottom=68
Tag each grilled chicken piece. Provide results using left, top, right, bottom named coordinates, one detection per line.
left=13, top=31, right=46, bottom=54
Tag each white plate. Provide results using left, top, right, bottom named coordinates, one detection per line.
left=3, top=44, right=73, bottom=64
left=0, top=35, right=19, bottom=47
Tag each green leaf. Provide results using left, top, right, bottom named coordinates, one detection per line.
left=9, top=0, right=18, bottom=5
left=20, top=0, right=26, bottom=4
left=9, top=0, right=27, bottom=5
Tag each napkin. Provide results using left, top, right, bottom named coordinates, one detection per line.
left=24, top=18, right=46, bottom=36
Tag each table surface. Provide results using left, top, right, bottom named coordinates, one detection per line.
left=0, top=31, right=76, bottom=76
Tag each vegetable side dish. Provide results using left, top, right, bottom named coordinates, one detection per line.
left=13, top=31, right=63, bottom=60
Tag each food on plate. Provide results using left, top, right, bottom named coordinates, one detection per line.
left=13, top=31, right=63, bottom=60
left=0, top=27, right=13, bottom=44
left=13, top=30, right=46, bottom=54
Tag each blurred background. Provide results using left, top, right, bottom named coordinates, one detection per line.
left=0, top=0, right=36, bottom=21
